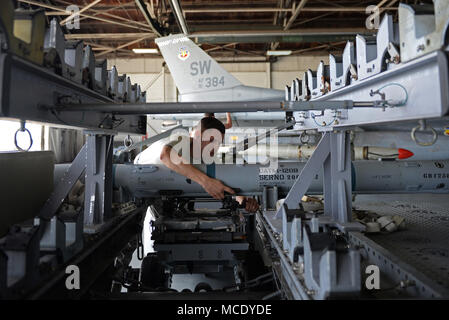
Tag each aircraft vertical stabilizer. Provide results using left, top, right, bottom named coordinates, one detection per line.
left=155, top=34, right=242, bottom=95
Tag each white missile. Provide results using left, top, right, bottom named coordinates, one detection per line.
left=238, top=145, right=414, bottom=160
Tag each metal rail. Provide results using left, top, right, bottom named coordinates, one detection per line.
left=53, top=100, right=377, bottom=114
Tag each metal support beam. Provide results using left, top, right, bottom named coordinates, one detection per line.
left=284, top=0, right=309, bottom=30
left=323, top=131, right=352, bottom=223
left=65, top=33, right=153, bottom=40
left=291, top=41, right=346, bottom=55
left=169, top=0, right=189, bottom=35
left=39, top=131, right=115, bottom=229
left=60, top=0, right=102, bottom=26
left=63, top=28, right=368, bottom=43
left=0, top=53, right=145, bottom=134
left=135, top=0, right=165, bottom=37
left=281, top=132, right=330, bottom=211
left=233, top=121, right=294, bottom=155
left=191, top=29, right=366, bottom=44
left=85, top=42, right=131, bottom=54
left=49, top=0, right=151, bottom=29
left=83, top=133, right=114, bottom=228
left=276, top=131, right=358, bottom=227
left=53, top=100, right=379, bottom=115
left=39, top=145, right=87, bottom=221
left=180, top=7, right=398, bottom=13
left=121, top=124, right=186, bottom=153
left=18, top=0, right=153, bottom=32
left=205, top=42, right=238, bottom=53
left=95, top=35, right=153, bottom=57
left=258, top=132, right=363, bottom=299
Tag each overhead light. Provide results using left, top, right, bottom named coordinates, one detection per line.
left=133, top=48, right=159, bottom=54
left=266, top=50, right=292, bottom=56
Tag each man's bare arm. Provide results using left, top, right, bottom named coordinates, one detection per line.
left=236, top=196, right=259, bottom=213
left=160, top=145, right=234, bottom=199
left=224, top=112, right=232, bottom=129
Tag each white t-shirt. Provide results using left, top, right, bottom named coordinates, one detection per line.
left=134, top=133, right=191, bottom=165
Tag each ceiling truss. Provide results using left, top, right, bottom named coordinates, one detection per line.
left=16, top=0, right=430, bottom=60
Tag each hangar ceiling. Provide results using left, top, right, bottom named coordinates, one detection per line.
left=17, top=0, right=433, bottom=60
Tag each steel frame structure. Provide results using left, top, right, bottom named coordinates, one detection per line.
left=2, top=1, right=449, bottom=300
left=0, top=1, right=146, bottom=298
left=0, top=52, right=146, bottom=134
left=294, top=50, right=449, bottom=130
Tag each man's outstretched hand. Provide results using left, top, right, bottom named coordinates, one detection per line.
left=200, top=177, right=235, bottom=200
left=198, top=177, right=259, bottom=212
left=236, top=196, right=259, bottom=213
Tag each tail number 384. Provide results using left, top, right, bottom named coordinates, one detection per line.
left=199, top=76, right=225, bottom=88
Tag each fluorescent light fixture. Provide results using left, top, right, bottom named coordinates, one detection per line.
left=132, top=48, right=158, bottom=54
left=266, top=50, right=292, bottom=56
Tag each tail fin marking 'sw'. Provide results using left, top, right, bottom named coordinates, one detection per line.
left=155, top=34, right=242, bottom=95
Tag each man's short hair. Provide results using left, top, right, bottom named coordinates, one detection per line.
left=197, top=116, right=226, bottom=135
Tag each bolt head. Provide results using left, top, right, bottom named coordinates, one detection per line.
left=306, top=290, right=315, bottom=295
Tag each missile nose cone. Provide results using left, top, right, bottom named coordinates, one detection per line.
left=398, top=148, right=414, bottom=159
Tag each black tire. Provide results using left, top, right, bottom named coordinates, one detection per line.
left=194, top=282, right=212, bottom=292
left=140, top=254, right=168, bottom=289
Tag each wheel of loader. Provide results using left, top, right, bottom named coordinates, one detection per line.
left=140, top=254, right=169, bottom=290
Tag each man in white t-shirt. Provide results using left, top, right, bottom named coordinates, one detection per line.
left=135, top=116, right=258, bottom=212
